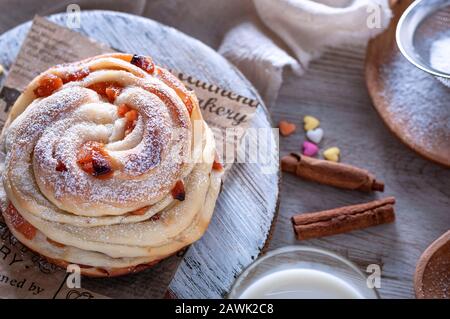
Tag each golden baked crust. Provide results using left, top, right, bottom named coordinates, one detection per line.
left=0, top=53, right=223, bottom=276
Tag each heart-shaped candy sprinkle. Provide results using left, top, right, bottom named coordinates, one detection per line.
left=279, top=120, right=296, bottom=136
left=323, top=147, right=340, bottom=162
left=306, top=128, right=324, bottom=144
left=302, top=141, right=319, bottom=157
left=303, top=115, right=320, bottom=131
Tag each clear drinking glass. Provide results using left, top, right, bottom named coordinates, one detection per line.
left=228, top=246, right=379, bottom=299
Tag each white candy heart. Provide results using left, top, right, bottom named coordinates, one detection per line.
left=306, top=128, right=324, bottom=144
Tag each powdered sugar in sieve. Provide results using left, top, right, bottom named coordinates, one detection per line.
left=396, top=0, right=450, bottom=87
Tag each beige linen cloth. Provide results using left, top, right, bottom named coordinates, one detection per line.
left=0, top=0, right=391, bottom=105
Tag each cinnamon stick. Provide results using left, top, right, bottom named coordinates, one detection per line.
left=281, top=153, right=384, bottom=192
left=292, top=197, right=395, bottom=240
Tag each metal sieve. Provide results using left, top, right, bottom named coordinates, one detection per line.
left=396, top=0, right=450, bottom=87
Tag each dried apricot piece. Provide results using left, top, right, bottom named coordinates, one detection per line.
left=150, top=213, right=161, bottom=221
left=62, top=67, right=90, bottom=83
left=105, top=86, right=122, bottom=102
left=171, top=180, right=185, bottom=201
left=117, top=104, right=131, bottom=117
left=34, top=74, right=63, bottom=97
left=55, top=160, right=68, bottom=172
left=118, top=105, right=139, bottom=136
left=130, top=54, right=154, bottom=74
left=88, top=81, right=122, bottom=103
left=129, top=206, right=149, bottom=216
left=4, top=203, right=37, bottom=240
left=212, top=160, right=223, bottom=171
left=77, top=142, right=113, bottom=178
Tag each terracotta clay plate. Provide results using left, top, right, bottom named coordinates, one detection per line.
left=365, top=0, right=450, bottom=167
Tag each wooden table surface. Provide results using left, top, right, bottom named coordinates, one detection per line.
left=1, top=1, right=449, bottom=299
left=270, top=45, right=450, bottom=298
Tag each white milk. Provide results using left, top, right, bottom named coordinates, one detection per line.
left=239, top=268, right=364, bottom=299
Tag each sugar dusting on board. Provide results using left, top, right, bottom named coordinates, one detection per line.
left=380, top=50, right=450, bottom=151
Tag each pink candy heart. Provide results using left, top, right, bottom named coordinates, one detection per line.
left=302, top=141, right=319, bottom=157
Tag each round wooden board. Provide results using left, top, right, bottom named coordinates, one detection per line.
left=365, top=0, right=450, bottom=167
left=0, top=11, right=280, bottom=298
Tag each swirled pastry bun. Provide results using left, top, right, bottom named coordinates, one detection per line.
left=0, top=53, right=223, bottom=277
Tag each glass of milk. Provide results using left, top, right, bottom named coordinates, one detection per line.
left=228, top=246, right=379, bottom=299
